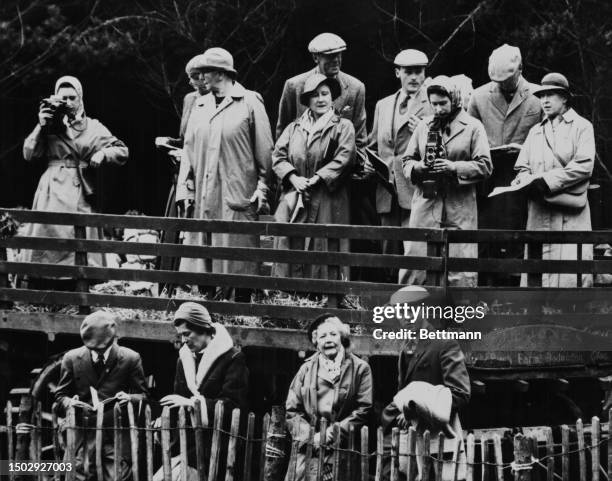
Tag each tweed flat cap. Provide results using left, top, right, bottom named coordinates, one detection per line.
left=80, top=311, right=117, bottom=350
left=488, top=44, right=522, bottom=82
left=308, top=33, right=347, bottom=54
left=394, top=49, right=428, bottom=67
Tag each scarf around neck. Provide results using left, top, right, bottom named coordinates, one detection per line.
left=318, top=346, right=345, bottom=383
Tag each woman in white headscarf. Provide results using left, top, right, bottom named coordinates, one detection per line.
left=402, top=75, right=492, bottom=287
left=22, top=76, right=128, bottom=273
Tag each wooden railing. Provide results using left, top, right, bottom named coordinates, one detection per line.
left=3, top=397, right=612, bottom=481
left=1, top=209, right=612, bottom=359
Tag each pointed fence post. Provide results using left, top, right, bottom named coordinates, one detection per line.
left=513, top=433, right=532, bottom=481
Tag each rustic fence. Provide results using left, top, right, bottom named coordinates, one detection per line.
left=4, top=398, right=612, bottom=481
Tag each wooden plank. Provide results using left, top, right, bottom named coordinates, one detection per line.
left=145, top=405, right=154, bottom=481
left=331, top=424, right=341, bottom=481
left=561, top=425, right=569, bottom=481
left=33, top=402, right=43, bottom=481
left=225, top=408, right=241, bottom=481
left=259, top=413, right=270, bottom=481
left=513, top=434, right=533, bottom=481
left=447, top=256, right=609, bottom=274
left=74, top=225, right=90, bottom=315
left=66, top=405, right=76, bottom=481
left=1, top=209, right=445, bottom=241
left=426, top=239, right=444, bottom=286
left=436, top=432, right=444, bottom=481
left=284, top=423, right=298, bottom=481
left=592, top=416, right=601, bottom=481
left=317, top=418, right=328, bottom=481
left=5, top=401, right=13, bottom=481
left=465, top=433, right=474, bottom=481
left=481, top=437, right=489, bottom=481
left=52, top=405, right=60, bottom=481
left=127, top=402, right=140, bottom=481
left=406, top=427, right=417, bottom=481
left=576, top=418, right=587, bottom=481
left=448, top=229, right=612, bottom=244
left=545, top=428, right=554, bottom=481
left=96, top=407, right=104, bottom=481
left=360, top=426, right=369, bottom=481
left=493, top=434, right=503, bottom=481
left=0, top=236, right=444, bottom=270
left=347, top=424, right=355, bottom=481
left=192, top=399, right=206, bottom=479
left=82, top=412, right=91, bottom=481
left=208, top=401, right=225, bottom=481
left=241, top=413, right=256, bottom=479
left=422, top=430, right=431, bottom=481
left=160, top=406, right=172, bottom=481
left=0, top=262, right=403, bottom=296
left=113, top=403, right=126, bottom=481
left=389, top=427, right=399, bottom=481
left=304, top=424, right=315, bottom=481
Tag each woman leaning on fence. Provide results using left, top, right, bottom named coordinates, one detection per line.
left=511, top=73, right=595, bottom=287
left=21, top=76, right=128, bottom=283
left=271, top=73, right=356, bottom=281
left=285, top=315, right=372, bottom=481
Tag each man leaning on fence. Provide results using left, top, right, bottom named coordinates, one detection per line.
left=381, top=287, right=471, bottom=481
left=54, top=311, right=149, bottom=481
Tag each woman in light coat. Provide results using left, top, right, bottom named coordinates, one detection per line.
left=272, top=73, right=356, bottom=280
left=512, top=73, right=595, bottom=287
left=22, top=76, right=128, bottom=276
left=403, top=76, right=492, bottom=287
left=177, top=48, right=273, bottom=287
left=285, top=314, right=372, bottom=481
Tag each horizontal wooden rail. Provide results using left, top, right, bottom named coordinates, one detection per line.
left=0, top=209, right=445, bottom=241
left=447, top=228, right=612, bottom=244
left=0, top=289, right=374, bottom=323
left=447, top=257, right=612, bottom=273
left=0, top=262, right=402, bottom=295
left=0, top=236, right=443, bottom=270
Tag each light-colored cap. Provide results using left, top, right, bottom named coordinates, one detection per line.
left=200, top=47, right=237, bottom=74
left=488, top=44, right=522, bottom=82
left=533, top=72, right=571, bottom=97
left=185, top=54, right=207, bottom=74
left=394, top=49, right=428, bottom=67
left=308, top=33, right=347, bottom=54
left=173, top=302, right=214, bottom=330
left=299, top=73, right=341, bottom=106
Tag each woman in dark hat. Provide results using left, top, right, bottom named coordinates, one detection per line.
left=512, top=73, right=595, bottom=287
left=271, top=73, right=356, bottom=280
left=285, top=314, right=372, bottom=481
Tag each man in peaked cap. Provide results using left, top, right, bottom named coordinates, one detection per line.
left=55, top=311, right=148, bottom=481
left=468, top=44, right=543, bottom=286
left=276, top=33, right=367, bottom=163
left=367, top=49, right=434, bottom=284
left=381, top=287, right=470, bottom=480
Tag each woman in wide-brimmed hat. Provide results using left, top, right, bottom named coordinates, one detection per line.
left=512, top=73, right=595, bottom=287
left=285, top=314, right=372, bottom=481
left=271, top=73, right=356, bottom=280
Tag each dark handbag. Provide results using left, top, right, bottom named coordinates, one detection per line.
left=541, top=130, right=589, bottom=210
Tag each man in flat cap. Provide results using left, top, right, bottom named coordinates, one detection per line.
left=155, top=302, right=248, bottom=480
left=468, top=44, right=542, bottom=285
left=367, top=49, right=433, bottom=283
left=381, top=287, right=470, bottom=480
left=55, top=311, right=149, bottom=481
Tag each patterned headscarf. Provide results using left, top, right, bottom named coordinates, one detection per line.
left=427, top=75, right=462, bottom=133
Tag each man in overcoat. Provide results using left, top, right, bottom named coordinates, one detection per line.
left=367, top=49, right=433, bottom=283
left=381, top=287, right=471, bottom=480
left=467, top=44, right=542, bottom=285
left=55, top=311, right=149, bottom=481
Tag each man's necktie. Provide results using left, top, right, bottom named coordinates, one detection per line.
left=195, top=352, right=203, bottom=365
left=399, top=95, right=410, bottom=115
left=93, top=356, right=105, bottom=378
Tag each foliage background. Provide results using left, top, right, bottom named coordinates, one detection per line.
left=2, top=0, right=611, bottom=225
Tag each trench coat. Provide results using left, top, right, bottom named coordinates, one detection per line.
left=285, top=352, right=373, bottom=481
left=271, top=111, right=355, bottom=280
left=403, top=110, right=492, bottom=287
left=514, top=108, right=595, bottom=287
left=276, top=68, right=366, bottom=161
left=177, top=82, right=273, bottom=275
left=179, top=90, right=200, bottom=139
left=22, top=119, right=128, bottom=269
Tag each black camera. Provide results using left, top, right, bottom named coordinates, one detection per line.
left=40, top=95, right=74, bottom=132
left=422, top=130, right=447, bottom=199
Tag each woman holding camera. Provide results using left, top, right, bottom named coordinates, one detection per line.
left=512, top=73, right=595, bottom=287
left=22, top=76, right=128, bottom=276
left=402, top=76, right=492, bottom=287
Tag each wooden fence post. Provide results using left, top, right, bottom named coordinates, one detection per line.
left=465, top=433, right=474, bottom=481
left=576, top=418, right=587, bottom=481
left=513, top=433, right=532, bottom=481
left=426, top=233, right=445, bottom=287
left=243, top=412, right=256, bottom=481
left=493, top=434, right=503, bottom=481
left=592, top=416, right=601, bottom=481
left=160, top=406, right=171, bottom=481
left=33, top=401, right=43, bottom=481
left=435, top=433, right=444, bottom=481
left=225, top=408, right=241, bottom=481
left=347, top=424, right=355, bottom=481
left=178, top=406, right=188, bottom=481
left=390, top=427, right=399, bottom=481
left=0, top=233, right=13, bottom=308
left=406, top=427, right=417, bottom=481
left=259, top=413, right=270, bottom=481
left=14, top=393, right=33, bottom=464
left=545, top=427, right=554, bottom=481
left=304, top=424, right=315, bottom=481
left=96, top=407, right=104, bottom=481
left=481, top=436, right=490, bottom=481
left=191, top=399, right=206, bottom=478
left=74, top=224, right=90, bottom=315
left=561, top=425, right=569, bottom=481
left=66, top=405, right=76, bottom=481
left=145, top=405, right=154, bottom=481
left=526, top=242, right=542, bottom=287
left=51, top=405, right=61, bottom=481
left=317, top=418, right=327, bottom=481
left=208, top=401, right=225, bottom=481
left=263, top=406, right=286, bottom=481
left=285, top=423, right=299, bottom=481
left=331, top=424, right=341, bottom=481
left=608, top=408, right=612, bottom=481
left=360, top=426, right=369, bottom=481
left=374, top=427, right=383, bottom=481
left=421, top=430, right=431, bottom=481
left=6, top=401, right=14, bottom=481
left=127, top=402, right=140, bottom=481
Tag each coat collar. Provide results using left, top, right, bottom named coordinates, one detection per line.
left=294, top=109, right=341, bottom=137
left=488, top=75, right=530, bottom=117
left=197, top=81, right=248, bottom=119
left=437, top=109, right=470, bottom=144
left=538, top=107, right=579, bottom=127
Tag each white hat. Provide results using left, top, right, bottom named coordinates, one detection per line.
left=488, top=44, right=522, bottom=82
left=308, top=33, right=347, bottom=54
left=394, top=49, right=428, bottom=67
